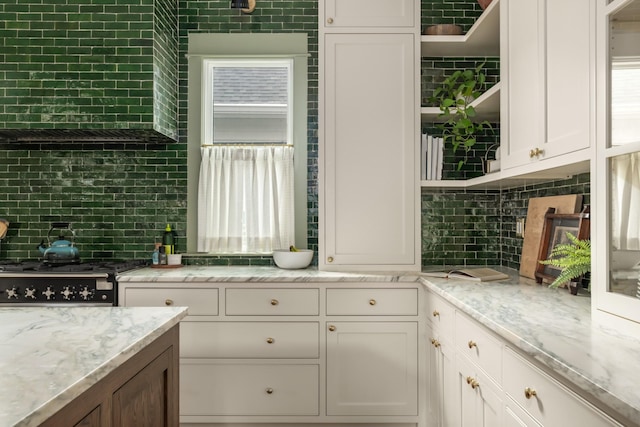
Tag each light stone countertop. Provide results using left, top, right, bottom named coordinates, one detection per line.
left=0, top=306, right=187, bottom=427
left=118, top=265, right=640, bottom=425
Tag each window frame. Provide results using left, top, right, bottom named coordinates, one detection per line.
left=186, top=33, right=308, bottom=254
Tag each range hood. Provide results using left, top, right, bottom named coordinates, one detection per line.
left=0, top=0, right=178, bottom=143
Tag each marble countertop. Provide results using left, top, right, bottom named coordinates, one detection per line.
left=421, top=269, right=640, bottom=426
left=0, top=306, right=187, bottom=427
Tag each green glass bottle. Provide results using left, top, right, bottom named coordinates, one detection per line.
left=162, top=224, right=174, bottom=255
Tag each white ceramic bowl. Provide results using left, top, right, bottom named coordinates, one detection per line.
left=272, top=249, right=314, bottom=269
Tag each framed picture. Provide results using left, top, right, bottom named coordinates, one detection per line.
left=535, top=206, right=590, bottom=285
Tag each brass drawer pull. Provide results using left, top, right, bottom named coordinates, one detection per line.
left=369, top=299, right=377, bottom=306
left=524, top=387, right=537, bottom=399
left=430, top=338, right=441, bottom=348
left=165, top=299, right=173, bottom=306
left=270, top=299, right=279, bottom=306
left=266, top=337, right=274, bottom=344
left=468, top=340, right=477, bottom=349
left=432, top=310, right=440, bottom=317
left=328, top=325, right=336, bottom=332
left=266, top=388, right=274, bottom=394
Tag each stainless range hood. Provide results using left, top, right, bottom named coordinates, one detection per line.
left=0, top=0, right=178, bottom=144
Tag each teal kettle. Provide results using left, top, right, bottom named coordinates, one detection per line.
left=38, top=222, right=80, bottom=264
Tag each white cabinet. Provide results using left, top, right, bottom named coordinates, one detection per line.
left=322, top=0, right=416, bottom=29
left=326, top=321, right=418, bottom=416
left=120, top=280, right=423, bottom=424
left=426, top=318, right=457, bottom=427
left=501, top=0, right=594, bottom=172
left=319, top=0, right=420, bottom=271
left=455, top=354, right=503, bottom=427
left=502, top=347, right=621, bottom=427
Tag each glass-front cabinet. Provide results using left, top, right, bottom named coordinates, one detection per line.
left=594, top=0, right=640, bottom=331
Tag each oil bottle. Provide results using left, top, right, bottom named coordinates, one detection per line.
left=162, top=224, right=175, bottom=255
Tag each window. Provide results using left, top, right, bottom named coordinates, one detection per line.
left=186, top=33, right=308, bottom=254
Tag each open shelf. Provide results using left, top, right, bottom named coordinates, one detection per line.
left=421, top=0, right=500, bottom=57
left=421, top=82, right=501, bottom=123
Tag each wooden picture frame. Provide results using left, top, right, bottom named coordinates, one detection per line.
left=535, top=206, right=591, bottom=285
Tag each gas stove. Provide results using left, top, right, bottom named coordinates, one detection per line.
left=0, top=260, right=148, bottom=306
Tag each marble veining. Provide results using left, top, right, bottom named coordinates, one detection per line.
left=0, top=306, right=187, bottom=427
left=421, top=270, right=640, bottom=426
left=118, top=265, right=640, bottom=425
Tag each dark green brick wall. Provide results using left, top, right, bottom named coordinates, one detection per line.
left=0, top=0, right=177, bottom=138
left=0, top=0, right=589, bottom=271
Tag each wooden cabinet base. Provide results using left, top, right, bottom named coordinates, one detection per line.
left=41, top=325, right=179, bottom=427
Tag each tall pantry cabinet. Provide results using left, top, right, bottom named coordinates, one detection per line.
left=318, top=0, right=421, bottom=271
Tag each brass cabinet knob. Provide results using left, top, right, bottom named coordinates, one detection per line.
left=524, top=387, right=537, bottom=399
left=430, top=338, right=441, bottom=348
left=369, top=299, right=376, bottom=306
left=266, top=337, right=274, bottom=344
left=328, top=325, right=336, bottom=332
left=529, top=147, right=544, bottom=158
left=469, top=378, right=480, bottom=389
left=327, top=17, right=334, bottom=24
left=266, top=388, right=274, bottom=394
left=327, top=256, right=334, bottom=263
left=165, top=299, right=173, bottom=306
left=270, top=299, right=279, bottom=306
left=468, top=340, right=477, bottom=349
left=432, top=310, right=440, bottom=317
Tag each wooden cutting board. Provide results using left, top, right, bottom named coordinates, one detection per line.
left=519, top=195, right=583, bottom=279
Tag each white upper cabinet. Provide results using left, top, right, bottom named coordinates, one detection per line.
left=323, top=0, right=416, bottom=29
left=501, top=0, right=594, bottom=173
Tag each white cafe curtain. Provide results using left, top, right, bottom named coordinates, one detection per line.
left=198, top=145, right=295, bottom=253
left=611, top=152, right=640, bottom=250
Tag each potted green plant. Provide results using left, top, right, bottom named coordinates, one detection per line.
left=539, top=232, right=591, bottom=294
left=428, top=63, right=493, bottom=170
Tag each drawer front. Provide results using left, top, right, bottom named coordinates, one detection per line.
left=181, top=322, right=319, bottom=358
left=123, top=287, right=218, bottom=316
left=455, top=312, right=502, bottom=381
left=180, top=363, right=319, bottom=416
left=503, top=348, right=621, bottom=427
left=326, top=288, right=418, bottom=315
left=226, top=288, right=319, bottom=315
left=425, top=291, right=455, bottom=338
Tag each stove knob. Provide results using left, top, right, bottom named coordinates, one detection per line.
left=43, top=286, right=56, bottom=300
left=61, top=286, right=76, bottom=301
left=24, top=287, right=37, bottom=299
left=79, top=286, right=94, bottom=301
left=5, top=286, right=19, bottom=299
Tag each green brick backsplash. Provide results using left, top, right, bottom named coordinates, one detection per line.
left=0, top=0, right=177, bottom=140
left=0, top=0, right=588, bottom=272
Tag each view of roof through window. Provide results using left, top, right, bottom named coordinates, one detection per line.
left=210, top=61, right=291, bottom=145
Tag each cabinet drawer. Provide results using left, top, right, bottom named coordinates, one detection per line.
left=180, top=362, right=319, bottom=416
left=426, top=291, right=455, bottom=338
left=323, top=0, right=416, bottom=28
left=123, top=287, right=218, bottom=316
left=454, top=312, right=502, bottom=381
left=503, top=348, right=621, bottom=427
left=225, top=288, right=319, bottom=315
left=181, top=322, right=319, bottom=358
left=326, top=288, right=418, bottom=315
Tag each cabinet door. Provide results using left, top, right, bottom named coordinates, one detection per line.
left=326, top=321, right=418, bottom=416
left=321, top=33, right=418, bottom=270
left=501, top=0, right=544, bottom=169
left=455, top=355, right=502, bottom=427
left=426, top=323, right=458, bottom=427
left=323, top=0, right=416, bottom=29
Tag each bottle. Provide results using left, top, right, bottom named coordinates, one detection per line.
left=158, top=245, right=167, bottom=265
left=152, top=242, right=161, bottom=265
left=162, top=224, right=174, bottom=255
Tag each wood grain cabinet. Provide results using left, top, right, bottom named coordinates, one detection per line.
left=41, top=326, right=179, bottom=427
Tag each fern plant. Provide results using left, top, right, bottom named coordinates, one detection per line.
left=539, top=233, right=591, bottom=289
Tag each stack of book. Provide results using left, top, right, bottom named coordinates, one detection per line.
left=421, top=133, right=444, bottom=181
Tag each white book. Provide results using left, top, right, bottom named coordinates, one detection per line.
left=426, top=135, right=433, bottom=180
left=436, top=137, right=444, bottom=180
